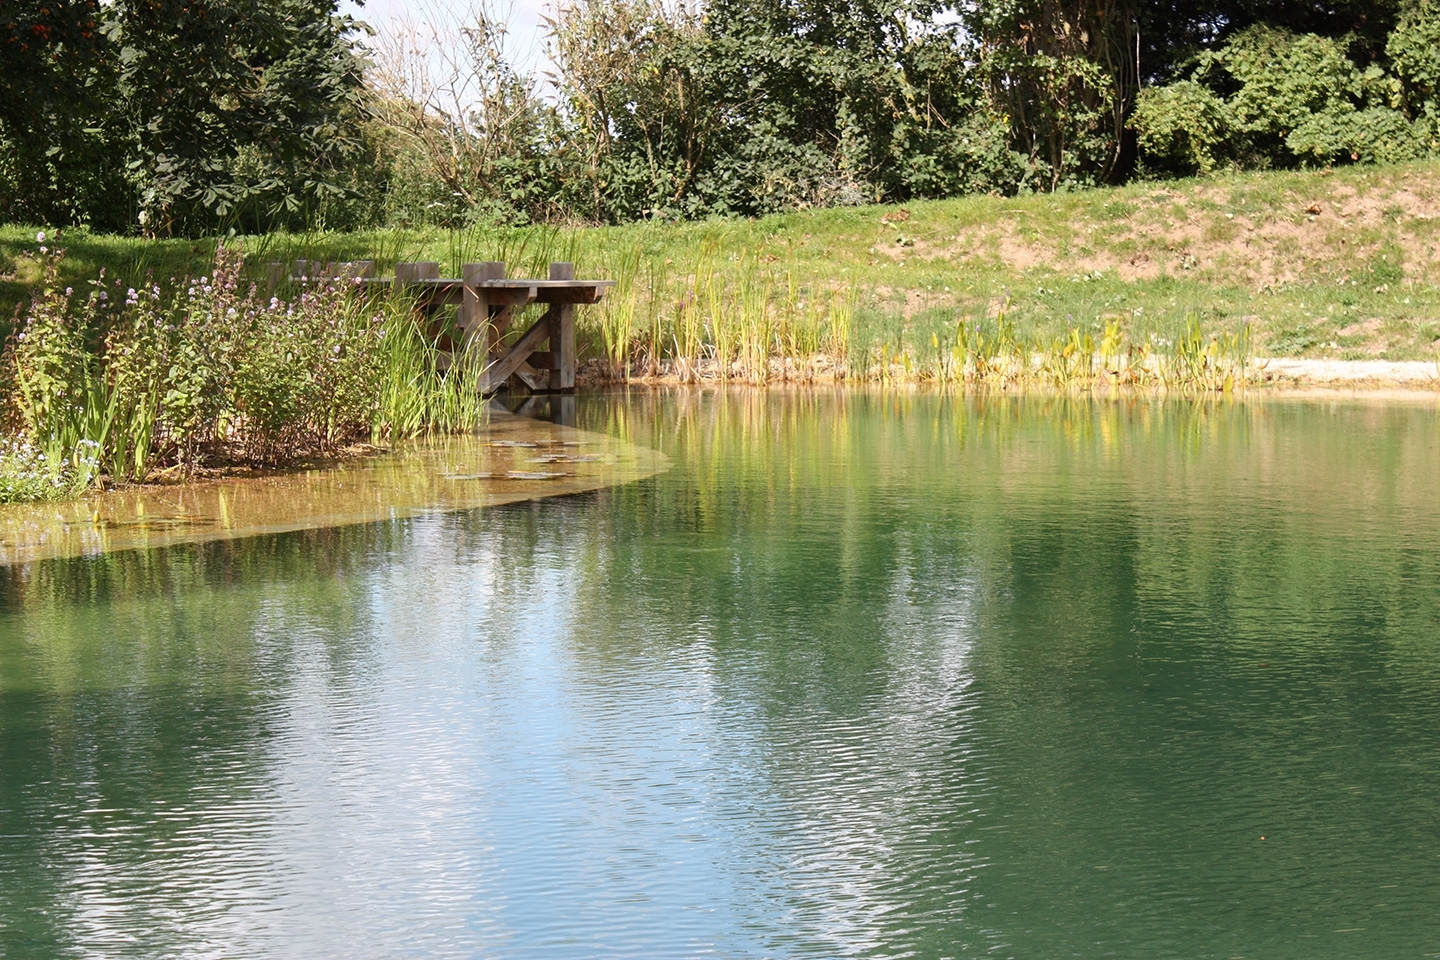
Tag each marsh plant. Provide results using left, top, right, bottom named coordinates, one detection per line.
left=0, top=437, right=99, bottom=503
left=3, top=242, right=483, bottom=497
left=569, top=247, right=1251, bottom=391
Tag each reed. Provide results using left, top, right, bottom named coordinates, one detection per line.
left=396, top=226, right=1259, bottom=392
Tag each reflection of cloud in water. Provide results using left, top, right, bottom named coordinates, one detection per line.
left=755, top=547, right=990, bottom=956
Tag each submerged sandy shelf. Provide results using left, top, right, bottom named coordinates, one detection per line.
left=0, top=411, right=669, bottom=567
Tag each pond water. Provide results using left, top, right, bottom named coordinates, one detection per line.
left=2, top=389, right=1439, bottom=959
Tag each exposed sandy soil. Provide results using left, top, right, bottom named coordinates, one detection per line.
left=871, top=171, right=1440, bottom=291
left=583, top=357, right=1440, bottom=393
left=1255, top=357, right=1439, bottom=385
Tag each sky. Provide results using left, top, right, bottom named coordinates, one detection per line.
left=341, top=0, right=555, bottom=74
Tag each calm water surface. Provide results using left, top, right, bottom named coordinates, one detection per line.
left=2, top=390, right=1439, bottom=959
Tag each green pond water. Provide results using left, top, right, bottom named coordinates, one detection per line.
left=1, top=389, right=1439, bottom=959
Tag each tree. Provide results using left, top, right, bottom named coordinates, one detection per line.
left=109, top=0, right=370, bottom=234
left=0, top=0, right=368, bottom=234
left=0, top=0, right=126, bottom=226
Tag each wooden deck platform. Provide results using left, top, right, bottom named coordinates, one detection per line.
left=275, top=259, right=613, bottom=395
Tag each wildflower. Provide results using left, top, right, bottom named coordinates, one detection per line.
left=36, top=231, right=45, bottom=243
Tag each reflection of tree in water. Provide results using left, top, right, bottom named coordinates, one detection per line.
left=0, top=524, right=399, bottom=956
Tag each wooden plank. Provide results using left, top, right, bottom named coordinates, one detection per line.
left=476, top=285, right=540, bottom=306
left=480, top=307, right=558, bottom=393
left=476, top=279, right=616, bottom=288
left=550, top=262, right=577, bottom=391
left=530, top=286, right=610, bottom=305
left=513, top=362, right=551, bottom=392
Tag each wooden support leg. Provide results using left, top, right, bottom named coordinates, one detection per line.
left=480, top=306, right=560, bottom=395
left=549, top=262, right=576, bottom=392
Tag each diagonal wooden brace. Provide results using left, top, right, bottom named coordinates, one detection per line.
left=479, top=306, right=558, bottom=394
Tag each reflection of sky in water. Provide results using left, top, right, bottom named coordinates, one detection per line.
left=19, top=503, right=996, bottom=958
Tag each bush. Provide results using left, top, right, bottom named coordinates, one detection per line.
left=1133, top=24, right=1439, bottom=173
left=1132, top=81, right=1233, bottom=175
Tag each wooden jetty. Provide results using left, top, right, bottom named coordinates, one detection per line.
left=273, top=259, right=614, bottom=395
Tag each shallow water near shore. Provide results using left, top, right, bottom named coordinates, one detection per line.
left=2, top=389, right=1439, bottom=959
left=0, top=409, right=667, bottom=566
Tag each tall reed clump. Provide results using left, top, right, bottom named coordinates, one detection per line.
left=2, top=242, right=485, bottom=499
left=581, top=258, right=1252, bottom=393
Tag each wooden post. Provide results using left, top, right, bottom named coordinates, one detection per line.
left=264, top=262, right=286, bottom=294
left=394, top=261, right=440, bottom=283
left=549, top=262, right=576, bottom=392
left=460, top=261, right=504, bottom=349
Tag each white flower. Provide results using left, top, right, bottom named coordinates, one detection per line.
left=36, top=231, right=45, bottom=243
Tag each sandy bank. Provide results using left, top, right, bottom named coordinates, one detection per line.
left=1256, top=358, right=1439, bottom=387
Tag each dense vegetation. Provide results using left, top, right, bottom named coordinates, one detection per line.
left=4, top=0, right=1440, bottom=234
left=2, top=238, right=484, bottom=498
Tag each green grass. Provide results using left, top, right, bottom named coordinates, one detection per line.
left=6, top=159, right=1440, bottom=371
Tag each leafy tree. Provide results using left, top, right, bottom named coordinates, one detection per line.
left=0, top=0, right=368, bottom=234
left=1131, top=20, right=1435, bottom=175
left=961, top=0, right=1140, bottom=188
left=109, top=0, right=370, bottom=235
left=0, top=0, right=126, bottom=226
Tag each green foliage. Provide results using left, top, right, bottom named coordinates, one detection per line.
left=1133, top=23, right=1440, bottom=174
left=967, top=0, right=1133, bottom=190
left=1132, top=81, right=1231, bottom=174
left=0, top=1, right=128, bottom=227
left=0, top=0, right=368, bottom=236
left=1388, top=1, right=1440, bottom=151
left=543, top=0, right=1003, bottom=219
left=0, top=437, right=99, bottom=502
left=6, top=242, right=485, bottom=487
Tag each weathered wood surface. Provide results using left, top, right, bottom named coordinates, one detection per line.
left=394, top=261, right=609, bottom=395
left=265, top=259, right=610, bottom=395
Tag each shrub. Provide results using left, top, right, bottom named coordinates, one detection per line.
left=1132, top=81, right=1233, bottom=175
left=1133, top=24, right=1438, bottom=172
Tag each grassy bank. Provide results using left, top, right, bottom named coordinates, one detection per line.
left=5, top=161, right=1440, bottom=376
